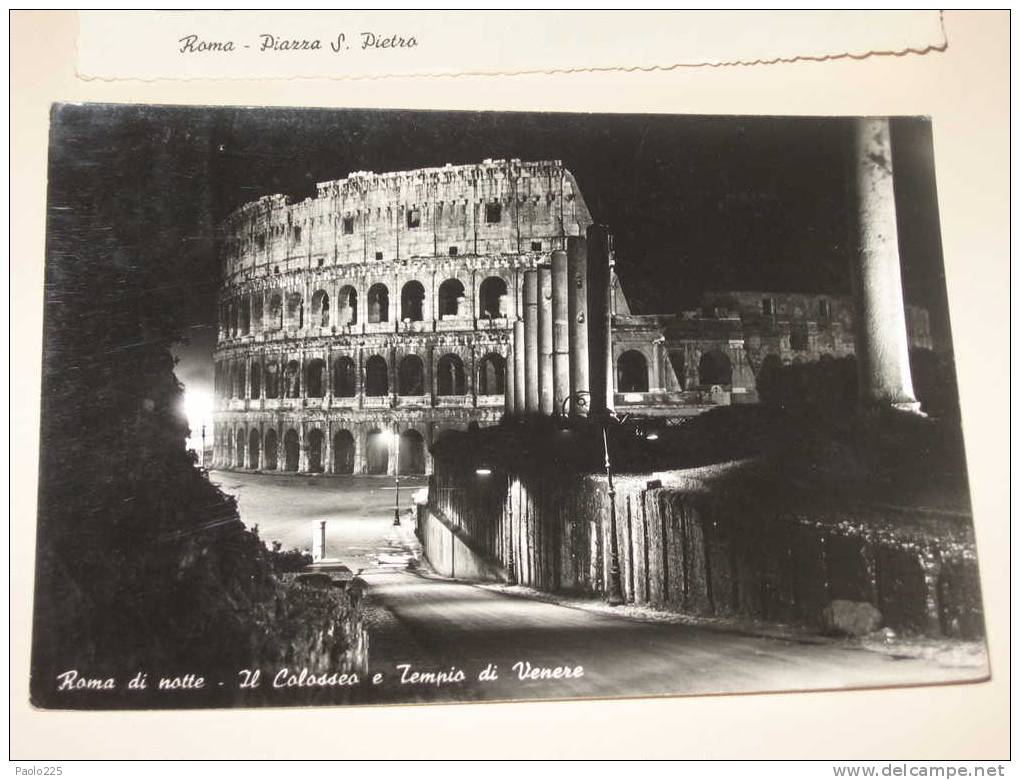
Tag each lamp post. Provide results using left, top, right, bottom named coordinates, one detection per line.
left=200, top=423, right=207, bottom=469
left=391, top=428, right=401, bottom=526
left=561, top=390, right=625, bottom=606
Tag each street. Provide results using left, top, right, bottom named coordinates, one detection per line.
left=212, top=471, right=988, bottom=704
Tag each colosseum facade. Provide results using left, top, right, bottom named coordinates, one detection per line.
left=212, top=158, right=933, bottom=476
left=212, top=159, right=592, bottom=476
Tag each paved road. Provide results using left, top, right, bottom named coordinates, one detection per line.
left=214, top=471, right=987, bottom=704
left=210, top=470, right=428, bottom=571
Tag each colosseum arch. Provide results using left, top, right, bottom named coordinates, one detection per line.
left=617, top=350, right=649, bottom=393
left=234, top=428, right=246, bottom=468
left=234, top=362, right=247, bottom=398
left=364, top=355, right=389, bottom=396
left=239, top=298, right=251, bottom=335
left=401, top=281, right=425, bottom=322
left=438, top=278, right=466, bottom=318
left=228, top=301, right=238, bottom=337
left=306, top=358, right=327, bottom=398
left=264, top=429, right=278, bottom=470
left=332, top=429, right=355, bottom=474
left=479, top=276, right=508, bottom=319
left=250, top=363, right=262, bottom=399
left=366, top=429, right=389, bottom=475
left=251, top=295, right=263, bottom=332
left=477, top=353, right=506, bottom=395
left=333, top=356, right=356, bottom=397
left=368, top=284, right=389, bottom=323
left=248, top=429, right=261, bottom=470
left=311, top=289, right=330, bottom=328
left=267, top=293, right=283, bottom=331
left=336, top=286, right=358, bottom=326
left=698, top=349, right=733, bottom=387
left=284, top=360, right=301, bottom=398
left=264, top=360, right=280, bottom=399
left=437, top=353, right=466, bottom=396
left=307, top=429, right=325, bottom=473
left=399, top=429, right=426, bottom=475
left=283, top=429, right=300, bottom=472
left=286, top=292, right=304, bottom=330
left=398, top=354, right=425, bottom=396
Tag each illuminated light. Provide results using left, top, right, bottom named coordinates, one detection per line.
left=180, top=387, right=214, bottom=452
left=645, top=432, right=660, bottom=441
left=475, top=468, right=493, bottom=476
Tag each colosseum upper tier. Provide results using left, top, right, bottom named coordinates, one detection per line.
left=212, top=159, right=593, bottom=476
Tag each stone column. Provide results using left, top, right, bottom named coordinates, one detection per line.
left=513, top=318, right=526, bottom=417
left=537, top=266, right=554, bottom=416
left=851, top=117, right=920, bottom=412
left=298, top=425, right=309, bottom=472
left=522, top=270, right=540, bottom=414
left=586, top=225, right=615, bottom=417
left=504, top=340, right=516, bottom=418
left=567, top=236, right=590, bottom=417
left=551, top=250, right=571, bottom=416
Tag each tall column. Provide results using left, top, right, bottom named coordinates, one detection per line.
left=522, top=270, right=540, bottom=414
left=551, top=250, right=571, bottom=416
left=567, top=236, right=590, bottom=417
left=537, top=266, right=554, bottom=416
left=513, top=319, right=526, bottom=417
left=851, top=117, right=920, bottom=412
left=504, top=343, right=516, bottom=418
left=586, top=225, right=615, bottom=417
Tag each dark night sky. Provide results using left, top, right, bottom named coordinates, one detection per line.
left=45, top=105, right=951, bottom=401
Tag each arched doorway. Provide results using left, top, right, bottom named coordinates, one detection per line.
left=438, top=278, right=465, bottom=318
left=235, top=429, right=246, bottom=468
left=367, top=284, right=389, bottom=323
left=401, top=280, right=425, bottom=322
left=337, top=286, right=358, bottom=325
left=267, top=293, right=283, bottom=330
left=234, top=362, right=246, bottom=398
left=617, top=350, right=649, bottom=392
left=437, top=353, right=466, bottom=395
left=479, top=276, right=508, bottom=319
left=248, top=429, right=261, bottom=470
left=286, top=292, right=304, bottom=330
left=366, top=429, right=389, bottom=475
left=398, top=354, right=425, bottom=396
left=477, top=353, right=506, bottom=395
left=365, top=355, right=389, bottom=396
left=332, top=429, right=355, bottom=474
left=311, top=289, right=330, bottom=327
left=399, top=429, right=426, bottom=475
left=264, top=429, right=278, bottom=470
left=250, top=362, right=262, bottom=399
left=306, top=358, right=326, bottom=398
left=284, top=360, right=301, bottom=398
left=699, top=349, right=733, bottom=387
left=264, top=360, right=280, bottom=399
left=283, top=429, right=300, bottom=471
left=307, top=429, right=324, bottom=473
left=333, top=356, right=356, bottom=397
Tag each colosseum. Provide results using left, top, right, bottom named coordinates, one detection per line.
left=212, top=158, right=932, bottom=476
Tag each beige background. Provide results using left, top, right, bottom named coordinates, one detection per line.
left=10, top=10, right=1009, bottom=759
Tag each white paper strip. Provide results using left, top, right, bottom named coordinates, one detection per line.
left=76, top=10, right=947, bottom=82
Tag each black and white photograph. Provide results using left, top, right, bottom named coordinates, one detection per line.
left=30, top=103, right=989, bottom=711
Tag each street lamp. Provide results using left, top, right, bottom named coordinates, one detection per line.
left=201, top=424, right=207, bottom=468
left=561, top=390, right=625, bottom=606
left=387, top=428, right=401, bottom=526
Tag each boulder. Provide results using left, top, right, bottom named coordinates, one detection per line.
left=820, top=599, right=882, bottom=636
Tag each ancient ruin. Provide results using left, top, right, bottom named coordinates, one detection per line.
left=212, top=155, right=932, bottom=475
